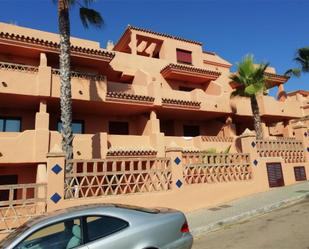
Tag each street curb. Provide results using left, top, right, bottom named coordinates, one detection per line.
left=191, top=193, right=309, bottom=238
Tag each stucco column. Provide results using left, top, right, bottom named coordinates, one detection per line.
left=277, top=84, right=287, bottom=102
left=130, top=30, right=137, bottom=55
left=261, top=122, right=269, bottom=138
left=223, top=116, right=236, bottom=137
left=148, top=110, right=160, bottom=133
left=240, top=129, right=269, bottom=191
left=35, top=100, right=49, bottom=130
left=283, top=120, right=293, bottom=138
left=37, top=53, right=52, bottom=96
left=165, top=145, right=184, bottom=191
left=293, top=122, right=309, bottom=164
left=35, top=100, right=50, bottom=161
left=46, top=145, right=66, bottom=212
left=36, top=163, right=47, bottom=213
left=92, top=132, right=108, bottom=159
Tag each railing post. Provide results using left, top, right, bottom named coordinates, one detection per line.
left=46, top=145, right=66, bottom=212
left=293, top=122, right=309, bottom=163
left=165, top=145, right=184, bottom=191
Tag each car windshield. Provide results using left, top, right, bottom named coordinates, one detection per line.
left=0, top=213, right=46, bottom=249
left=0, top=223, right=30, bottom=248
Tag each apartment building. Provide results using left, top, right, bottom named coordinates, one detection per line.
left=0, top=22, right=306, bottom=187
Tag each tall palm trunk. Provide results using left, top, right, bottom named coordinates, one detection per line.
left=250, top=95, right=263, bottom=139
left=58, top=0, right=73, bottom=173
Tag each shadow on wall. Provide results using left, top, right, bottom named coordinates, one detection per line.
left=235, top=137, right=243, bottom=153
left=89, top=78, right=104, bottom=102
left=89, top=78, right=104, bottom=159
left=91, top=134, right=101, bottom=159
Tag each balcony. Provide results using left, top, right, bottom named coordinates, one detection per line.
left=161, top=63, right=221, bottom=84
left=0, top=61, right=38, bottom=96
left=51, top=69, right=107, bottom=101
left=161, top=88, right=200, bottom=110
left=260, top=95, right=303, bottom=119
left=161, top=88, right=230, bottom=113
left=0, top=131, right=37, bottom=163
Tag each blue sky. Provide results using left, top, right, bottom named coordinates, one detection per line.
left=1, top=0, right=308, bottom=96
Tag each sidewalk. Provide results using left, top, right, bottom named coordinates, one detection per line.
left=187, top=181, right=309, bottom=237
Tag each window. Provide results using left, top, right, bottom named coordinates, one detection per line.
left=160, top=120, right=174, bottom=136
left=183, top=125, right=200, bottom=137
left=109, top=121, right=129, bottom=135
left=179, top=86, right=194, bottom=92
left=57, top=120, right=84, bottom=134
left=0, top=117, right=21, bottom=132
left=294, top=166, right=307, bottom=181
left=176, top=49, right=192, bottom=64
left=15, top=218, right=81, bottom=249
left=85, top=216, right=128, bottom=242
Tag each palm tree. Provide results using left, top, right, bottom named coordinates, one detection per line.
left=57, top=0, right=103, bottom=173
left=230, top=54, right=269, bottom=139
left=295, top=47, right=309, bottom=73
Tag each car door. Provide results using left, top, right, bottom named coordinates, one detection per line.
left=83, top=215, right=134, bottom=249
left=13, top=218, right=88, bottom=249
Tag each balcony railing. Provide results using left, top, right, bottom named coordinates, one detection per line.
left=0, top=61, right=38, bottom=74
left=106, top=91, right=155, bottom=104
left=182, top=152, right=252, bottom=184
left=256, top=139, right=305, bottom=163
left=51, top=68, right=105, bottom=81
left=64, top=157, right=172, bottom=199
left=0, top=183, right=46, bottom=233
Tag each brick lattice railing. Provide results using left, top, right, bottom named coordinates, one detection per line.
left=0, top=61, right=38, bottom=74
left=51, top=68, right=105, bottom=81
left=256, top=139, right=305, bottom=163
left=201, top=136, right=233, bottom=142
left=65, top=157, right=172, bottom=199
left=0, top=183, right=47, bottom=233
left=106, top=91, right=155, bottom=103
left=182, top=152, right=252, bottom=184
left=162, top=97, right=201, bottom=109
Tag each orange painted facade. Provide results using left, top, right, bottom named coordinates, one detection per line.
left=0, top=22, right=308, bottom=221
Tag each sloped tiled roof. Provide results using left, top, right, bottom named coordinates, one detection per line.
left=127, top=25, right=202, bottom=45
left=0, top=31, right=115, bottom=59
left=161, top=63, right=221, bottom=77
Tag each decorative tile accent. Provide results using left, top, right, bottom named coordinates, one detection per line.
left=251, top=141, right=256, bottom=148
left=253, top=159, right=258, bottom=166
left=174, top=157, right=181, bottom=165
left=304, top=132, right=308, bottom=137
left=50, top=193, right=61, bottom=204
left=176, top=180, right=183, bottom=188
left=51, top=164, right=62, bottom=175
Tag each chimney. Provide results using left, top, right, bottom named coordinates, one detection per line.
left=106, top=40, right=114, bottom=51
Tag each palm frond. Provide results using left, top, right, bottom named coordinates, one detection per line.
left=230, top=54, right=268, bottom=97
left=295, top=47, right=309, bottom=72
left=80, top=7, right=103, bottom=29
left=82, top=0, right=97, bottom=7
left=284, top=68, right=301, bottom=78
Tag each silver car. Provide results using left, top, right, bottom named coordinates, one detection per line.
left=0, top=204, right=193, bottom=249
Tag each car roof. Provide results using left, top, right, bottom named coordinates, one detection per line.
left=25, top=203, right=160, bottom=227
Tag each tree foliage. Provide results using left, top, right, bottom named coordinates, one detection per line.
left=230, top=54, right=269, bottom=97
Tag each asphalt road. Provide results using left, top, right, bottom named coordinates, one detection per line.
left=193, top=199, right=309, bottom=249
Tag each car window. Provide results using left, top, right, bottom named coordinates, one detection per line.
left=14, top=218, right=81, bottom=249
left=85, top=216, right=128, bottom=242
